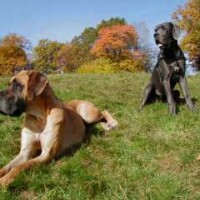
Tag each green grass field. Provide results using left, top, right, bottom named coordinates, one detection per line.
left=0, top=72, right=200, bottom=199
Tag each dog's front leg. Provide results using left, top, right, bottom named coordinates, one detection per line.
left=179, top=76, right=195, bottom=111
left=163, top=80, right=176, bottom=115
left=140, top=83, right=153, bottom=110
left=0, top=151, right=31, bottom=178
left=0, top=128, right=39, bottom=178
left=0, top=122, right=61, bottom=187
left=0, top=148, right=55, bottom=187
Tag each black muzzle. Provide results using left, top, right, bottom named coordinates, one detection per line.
left=0, top=89, right=26, bottom=117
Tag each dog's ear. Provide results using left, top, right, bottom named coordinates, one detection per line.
left=27, top=71, right=48, bottom=101
left=172, top=23, right=181, bottom=40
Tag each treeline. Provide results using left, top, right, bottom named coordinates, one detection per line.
left=0, top=17, right=152, bottom=75
left=0, top=0, right=199, bottom=75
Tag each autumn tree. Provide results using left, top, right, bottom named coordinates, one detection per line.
left=33, top=39, right=63, bottom=73
left=55, top=43, right=86, bottom=72
left=70, top=17, right=128, bottom=68
left=0, top=33, right=31, bottom=50
left=0, top=34, right=29, bottom=75
left=91, top=24, right=138, bottom=62
left=173, top=0, right=200, bottom=70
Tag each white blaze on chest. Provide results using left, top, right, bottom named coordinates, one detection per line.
left=40, top=115, right=60, bottom=150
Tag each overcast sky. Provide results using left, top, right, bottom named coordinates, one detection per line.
left=0, top=0, right=186, bottom=46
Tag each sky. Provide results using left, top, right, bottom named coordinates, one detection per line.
left=0, top=0, right=187, bottom=47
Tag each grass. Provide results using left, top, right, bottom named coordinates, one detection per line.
left=0, top=72, right=200, bottom=199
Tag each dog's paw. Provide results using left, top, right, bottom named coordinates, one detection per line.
left=0, top=170, right=16, bottom=188
left=0, top=177, right=11, bottom=188
left=139, top=103, right=145, bottom=111
left=190, top=104, right=196, bottom=112
left=101, top=119, right=118, bottom=131
left=197, top=155, right=200, bottom=161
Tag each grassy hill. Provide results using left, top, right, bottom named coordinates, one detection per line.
left=0, top=72, right=200, bottom=199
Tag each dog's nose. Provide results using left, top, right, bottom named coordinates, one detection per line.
left=154, top=33, right=158, bottom=37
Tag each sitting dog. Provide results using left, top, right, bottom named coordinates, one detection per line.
left=140, top=22, right=195, bottom=114
left=0, top=70, right=118, bottom=187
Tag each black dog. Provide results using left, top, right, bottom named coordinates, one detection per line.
left=140, top=22, right=195, bottom=115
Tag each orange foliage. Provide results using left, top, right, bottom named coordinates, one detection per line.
left=173, top=0, right=200, bottom=68
left=0, top=34, right=29, bottom=75
left=0, top=46, right=27, bottom=75
left=91, top=25, right=138, bottom=62
left=0, top=33, right=30, bottom=50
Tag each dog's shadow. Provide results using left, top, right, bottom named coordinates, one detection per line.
left=143, top=89, right=197, bottom=114
left=176, top=97, right=197, bottom=113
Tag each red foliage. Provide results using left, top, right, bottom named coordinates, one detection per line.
left=91, top=25, right=138, bottom=62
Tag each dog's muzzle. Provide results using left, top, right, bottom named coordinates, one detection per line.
left=154, top=33, right=172, bottom=49
left=0, top=89, right=26, bottom=117
left=154, top=26, right=174, bottom=48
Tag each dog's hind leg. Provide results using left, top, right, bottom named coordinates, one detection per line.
left=99, top=110, right=118, bottom=131
left=65, top=100, right=118, bottom=131
left=140, top=83, right=154, bottom=110
left=179, top=76, right=195, bottom=111
left=176, top=59, right=195, bottom=111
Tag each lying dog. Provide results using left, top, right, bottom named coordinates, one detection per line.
left=0, top=70, right=118, bottom=187
left=140, top=22, right=195, bottom=114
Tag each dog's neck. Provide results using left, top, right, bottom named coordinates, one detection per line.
left=158, top=41, right=185, bottom=61
left=25, top=84, right=64, bottom=119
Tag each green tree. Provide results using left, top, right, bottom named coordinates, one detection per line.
left=33, top=39, right=63, bottom=73
left=71, top=27, right=98, bottom=64
left=96, top=17, right=127, bottom=31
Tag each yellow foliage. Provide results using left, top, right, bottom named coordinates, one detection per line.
left=173, top=0, right=200, bottom=65
left=0, top=45, right=27, bottom=75
left=76, top=58, right=117, bottom=74
left=76, top=58, right=146, bottom=74
left=118, top=59, right=145, bottom=72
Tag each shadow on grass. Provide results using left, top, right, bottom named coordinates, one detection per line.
left=140, top=88, right=197, bottom=114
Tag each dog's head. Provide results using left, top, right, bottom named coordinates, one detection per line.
left=154, top=22, right=180, bottom=48
left=0, top=70, right=48, bottom=116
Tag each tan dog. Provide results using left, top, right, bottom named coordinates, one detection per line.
left=0, top=70, right=118, bottom=187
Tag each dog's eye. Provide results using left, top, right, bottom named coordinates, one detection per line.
left=12, top=79, right=23, bottom=91
left=162, top=26, right=166, bottom=30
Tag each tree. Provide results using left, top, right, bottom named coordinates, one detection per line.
left=33, top=39, right=63, bottom=73
left=71, top=27, right=98, bottom=64
left=55, top=43, right=85, bottom=72
left=0, top=34, right=29, bottom=75
left=70, top=17, right=127, bottom=67
left=91, top=24, right=138, bottom=62
left=96, top=17, right=127, bottom=31
left=0, top=33, right=31, bottom=50
left=173, top=0, right=200, bottom=70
